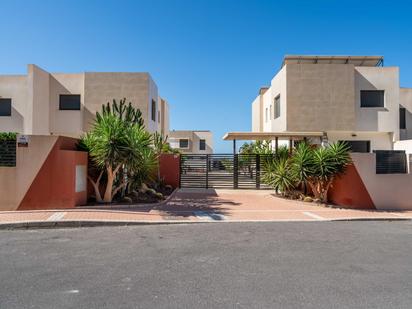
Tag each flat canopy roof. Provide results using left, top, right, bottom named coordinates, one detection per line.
left=282, top=55, right=384, bottom=68
left=223, top=132, right=325, bottom=141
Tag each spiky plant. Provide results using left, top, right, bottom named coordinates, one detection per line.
left=291, top=142, right=314, bottom=194
left=307, top=141, right=351, bottom=202
left=81, top=100, right=155, bottom=203
left=262, top=157, right=296, bottom=196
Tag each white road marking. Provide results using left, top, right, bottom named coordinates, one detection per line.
left=194, top=211, right=213, bottom=220
left=193, top=211, right=226, bottom=221
left=390, top=212, right=405, bottom=217
left=302, top=211, right=326, bottom=220
left=47, top=212, right=67, bottom=221
left=63, top=289, right=79, bottom=294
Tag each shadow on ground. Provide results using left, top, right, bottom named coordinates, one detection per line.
left=155, top=189, right=238, bottom=218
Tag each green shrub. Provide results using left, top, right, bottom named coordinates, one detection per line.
left=262, top=157, right=296, bottom=196
left=0, top=132, right=17, bottom=142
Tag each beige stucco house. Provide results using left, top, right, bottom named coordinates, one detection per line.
left=251, top=55, right=412, bottom=152
left=0, top=64, right=169, bottom=136
left=168, top=130, right=213, bottom=154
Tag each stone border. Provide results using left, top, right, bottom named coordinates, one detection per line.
left=76, top=188, right=179, bottom=210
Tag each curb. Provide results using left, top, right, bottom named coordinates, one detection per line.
left=0, top=216, right=410, bottom=230
left=0, top=219, right=195, bottom=230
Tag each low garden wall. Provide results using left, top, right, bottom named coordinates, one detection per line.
left=329, top=153, right=412, bottom=210
left=0, top=135, right=88, bottom=211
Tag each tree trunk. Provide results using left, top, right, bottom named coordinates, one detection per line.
left=88, top=170, right=104, bottom=203
left=103, top=165, right=114, bottom=203
left=321, top=178, right=334, bottom=203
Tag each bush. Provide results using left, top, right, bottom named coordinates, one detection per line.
left=0, top=132, right=17, bottom=142
left=261, top=141, right=351, bottom=202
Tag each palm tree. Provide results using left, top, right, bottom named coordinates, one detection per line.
left=261, top=157, right=296, bottom=196
left=291, top=142, right=314, bottom=194
left=81, top=100, right=155, bottom=203
left=306, top=141, right=351, bottom=202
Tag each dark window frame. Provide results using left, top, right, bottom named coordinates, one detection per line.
left=360, top=90, right=385, bottom=108
left=151, top=100, right=156, bottom=122
left=179, top=139, right=189, bottom=149
left=341, top=140, right=371, bottom=153
left=199, top=139, right=206, bottom=151
left=59, top=94, right=81, bottom=110
left=274, top=95, right=280, bottom=119
left=400, top=107, right=406, bottom=130
left=0, top=98, right=12, bottom=116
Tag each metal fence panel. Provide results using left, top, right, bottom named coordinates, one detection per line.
left=180, top=154, right=274, bottom=189
left=0, top=140, right=16, bottom=167
left=375, top=150, right=407, bottom=174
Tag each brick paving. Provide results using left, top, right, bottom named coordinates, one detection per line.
left=1, top=189, right=411, bottom=226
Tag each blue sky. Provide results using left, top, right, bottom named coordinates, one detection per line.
left=1, top=0, right=411, bottom=152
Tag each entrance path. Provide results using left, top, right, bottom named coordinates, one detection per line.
left=0, top=189, right=412, bottom=227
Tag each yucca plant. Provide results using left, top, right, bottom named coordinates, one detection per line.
left=291, top=142, right=314, bottom=194
left=307, top=141, right=351, bottom=202
left=262, top=157, right=296, bottom=196
left=81, top=100, right=155, bottom=203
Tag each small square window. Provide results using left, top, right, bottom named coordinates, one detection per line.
left=360, top=90, right=384, bottom=108
left=179, top=139, right=189, bottom=148
left=59, top=95, right=81, bottom=110
left=199, top=139, right=206, bottom=151
left=0, top=98, right=12, bottom=116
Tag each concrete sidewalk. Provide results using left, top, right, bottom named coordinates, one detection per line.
left=0, top=189, right=411, bottom=228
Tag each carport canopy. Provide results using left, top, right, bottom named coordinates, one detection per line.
left=222, top=131, right=325, bottom=154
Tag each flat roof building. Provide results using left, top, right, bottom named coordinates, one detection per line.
left=246, top=55, right=412, bottom=152
left=0, top=64, right=169, bottom=137
left=169, top=130, right=213, bottom=154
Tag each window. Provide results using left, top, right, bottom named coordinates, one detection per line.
left=151, top=100, right=156, bottom=122
left=59, top=94, right=81, bottom=110
left=274, top=95, right=280, bottom=118
left=360, top=90, right=384, bottom=108
left=179, top=139, right=189, bottom=148
left=265, top=108, right=268, bottom=122
left=0, top=98, right=12, bottom=116
left=400, top=107, right=406, bottom=129
left=341, top=140, right=370, bottom=153
left=199, top=139, right=206, bottom=151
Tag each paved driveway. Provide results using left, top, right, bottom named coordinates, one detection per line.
left=0, top=189, right=412, bottom=226
left=159, top=189, right=412, bottom=221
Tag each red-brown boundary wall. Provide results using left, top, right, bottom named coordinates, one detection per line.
left=18, top=136, right=88, bottom=210
left=329, top=163, right=376, bottom=209
left=159, top=154, right=180, bottom=188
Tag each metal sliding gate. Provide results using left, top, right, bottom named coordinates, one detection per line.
left=180, top=154, right=273, bottom=189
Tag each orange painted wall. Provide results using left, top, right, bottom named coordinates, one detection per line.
left=329, top=164, right=375, bottom=209
left=159, top=154, right=180, bottom=188
left=18, top=137, right=88, bottom=210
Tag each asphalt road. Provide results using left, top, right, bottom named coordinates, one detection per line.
left=1, top=222, right=412, bottom=309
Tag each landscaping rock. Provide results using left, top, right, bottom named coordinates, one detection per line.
left=139, top=183, right=149, bottom=193
left=303, top=196, right=313, bottom=203
left=122, top=196, right=133, bottom=203
left=155, top=192, right=164, bottom=200
left=146, top=188, right=157, bottom=196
